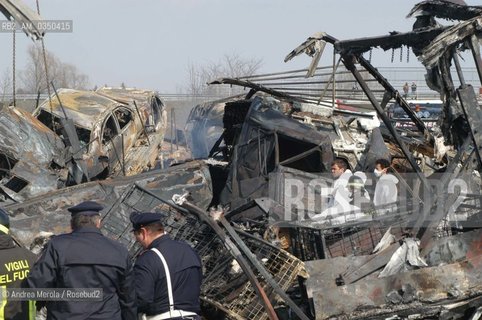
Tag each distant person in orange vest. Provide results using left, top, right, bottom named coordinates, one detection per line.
left=402, top=82, right=409, bottom=98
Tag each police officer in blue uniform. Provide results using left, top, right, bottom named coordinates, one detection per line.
left=0, top=208, right=37, bottom=320
left=130, top=212, right=202, bottom=320
left=26, top=201, right=137, bottom=320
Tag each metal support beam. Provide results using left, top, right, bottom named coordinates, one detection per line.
left=419, top=137, right=472, bottom=246
left=358, top=56, right=431, bottom=139
left=218, top=218, right=310, bottom=320
left=172, top=195, right=279, bottom=320
left=342, top=54, right=428, bottom=183
left=468, top=35, right=482, bottom=85
left=51, top=82, right=90, bottom=183
left=334, top=27, right=447, bottom=55
left=457, top=85, right=482, bottom=167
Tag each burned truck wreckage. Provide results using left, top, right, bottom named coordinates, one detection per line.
left=2, top=0, right=482, bottom=319
left=0, top=87, right=167, bottom=202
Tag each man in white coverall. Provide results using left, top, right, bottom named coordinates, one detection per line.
left=373, top=158, right=399, bottom=213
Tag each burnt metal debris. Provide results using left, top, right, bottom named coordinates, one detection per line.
left=0, top=87, right=167, bottom=203
left=2, top=1, right=482, bottom=319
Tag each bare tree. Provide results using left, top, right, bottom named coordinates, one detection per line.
left=57, top=63, right=89, bottom=90
left=186, top=62, right=204, bottom=96
left=0, top=67, right=13, bottom=103
left=186, top=53, right=263, bottom=97
left=19, top=44, right=90, bottom=93
left=223, top=53, right=262, bottom=77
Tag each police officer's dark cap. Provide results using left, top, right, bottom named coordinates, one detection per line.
left=130, top=212, right=166, bottom=231
left=68, top=201, right=103, bottom=217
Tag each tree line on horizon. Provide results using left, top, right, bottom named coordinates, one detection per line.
left=1, top=46, right=263, bottom=102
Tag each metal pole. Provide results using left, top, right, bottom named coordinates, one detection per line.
left=133, top=100, right=150, bottom=145
left=453, top=51, right=466, bottom=87
left=218, top=217, right=310, bottom=320
left=343, top=55, right=427, bottom=181
left=332, top=48, right=336, bottom=108
left=51, top=82, right=68, bottom=119
left=121, top=133, right=126, bottom=176
left=317, top=56, right=342, bottom=104
left=468, top=35, right=482, bottom=85
left=170, top=108, right=174, bottom=154
left=171, top=195, right=279, bottom=320
left=173, top=108, right=178, bottom=150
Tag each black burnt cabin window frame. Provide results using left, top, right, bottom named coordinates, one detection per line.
left=4, top=175, right=28, bottom=192
left=102, top=114, right=120, bottom=145
left=113, top=107, right=133, bottom=131
left=0, top=153, right=29, bottom=193
left=149, top=96, right=163, bottom=130
left=275, top=131, right=325, bottom=173
left=0, top=153, right=18, bottom=180
left=236, top=128, right=326, bottom=177
left=0, top=153, right=28, bottom=194
left=76, top=126, right=91, bottom=152
left=236, top=129, right=274, bottom=177
left=36, top=109, right=91, bottom=151
left=36, top=109, right=65, bottom=137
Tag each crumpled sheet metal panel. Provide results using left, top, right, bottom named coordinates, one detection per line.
left=111, top=125, right=165, bottom=176
left=6, top=160, right=213, bottom=249
left=0, top=160, right=61, bottom=203
left=422, top=229, right=482, bottom=266
left=421, top=17, right=482, bottom=68
left=184, top=101, right=226, bottom=159
left=7, top=183, right=108, bottom=247
left=96, top=87, right=159, bottom=105
left=305, top=232, right=482, bottom=319
left=0, top=107, right=65, bottom=165
left=308, top=258, right=481, bottom=319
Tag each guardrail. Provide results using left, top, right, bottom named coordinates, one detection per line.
left=1, top=91, right=480, bottom=104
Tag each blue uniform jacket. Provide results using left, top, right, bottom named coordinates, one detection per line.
left=134, top=235, right=202, bottom=316
left=25, top=227, right=136, bottom=320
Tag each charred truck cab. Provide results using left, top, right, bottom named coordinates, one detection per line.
left=0, top=87, right=166, bottom=203
left=33, top=88, right=167, bottom=184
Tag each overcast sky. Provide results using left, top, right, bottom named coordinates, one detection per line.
left=0, top=0, right=479, bottom=93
